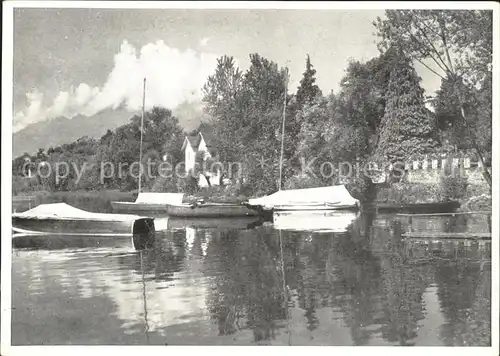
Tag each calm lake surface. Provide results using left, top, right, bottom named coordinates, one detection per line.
left=12, top=210, right=492, bottom=346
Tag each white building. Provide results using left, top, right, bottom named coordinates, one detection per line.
left=181, top=132, right=220, bottom=187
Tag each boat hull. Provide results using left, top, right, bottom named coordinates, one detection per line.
left=111, top=201, right=168, bottom=213
left=374, top=201, right=460, bottom=214
left=166, top=203, right=259, bottom=218
left=12, top=216, right=156, bottom=250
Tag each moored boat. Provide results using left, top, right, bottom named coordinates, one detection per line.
left=12, top=203, right=155, bottom=250
left=111, top=192, right=184, bottom=213
left=246, top=185, right=360, bottom=213
left=166, top=202, right=259, bottom=218
left=373, top=200, right=460, bottom=214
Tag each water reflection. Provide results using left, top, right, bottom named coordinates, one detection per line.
left=12, top=212, right=491, bottom=346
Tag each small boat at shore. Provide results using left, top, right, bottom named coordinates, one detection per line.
left=246, top=185, right=360, bottom=213
left=166, top=201, right=259, bottom=218
left=373, top=200, right=460, bottom=214
left=12, top=203, right=155, bottom=250
left=112, top=192, right=259, bottom=218
left=111, top=192, right=184, bottom=213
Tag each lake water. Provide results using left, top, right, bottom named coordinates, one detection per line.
left=11, top=211, right=492, bottom=346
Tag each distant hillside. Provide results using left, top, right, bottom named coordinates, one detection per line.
left=12, top=101, right=208, bottom=158
left=12, top=108, right=138, bottom=158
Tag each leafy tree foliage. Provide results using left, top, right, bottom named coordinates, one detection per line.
left=374, top=9, right=492, bottom=185
left=202, top=53, right=288, bottom=195
left=434, top=72, right=492, bottom=152
left=202, top=55, right=244, bottom=163
left=14, top=12, right=492, bottom=197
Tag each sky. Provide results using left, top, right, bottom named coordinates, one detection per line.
left=13, top=7, right=442, bottom=132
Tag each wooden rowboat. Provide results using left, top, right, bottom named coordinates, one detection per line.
left=166, top=202, right=259, bottom=218
left=111, top=192, right=184, bottom=213
left=12, top=203, right=155, bottom=250
left=373, top=200, right=460, bottom=214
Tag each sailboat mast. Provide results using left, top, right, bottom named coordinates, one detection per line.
left=278, top=67, right=288, bottom=191
left=138, top=77, right=146, bottom=193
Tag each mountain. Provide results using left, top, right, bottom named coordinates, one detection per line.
left=12, top=101, right=207, bottom=158
left=172, top=100, right=210, bottom=132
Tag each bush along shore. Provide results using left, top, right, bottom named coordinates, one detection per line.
left=373, top=170, right=491, bottom=212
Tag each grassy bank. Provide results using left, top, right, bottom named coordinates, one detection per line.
left=13, top=190, right=136, bottom=213
left=13, top=176, right=491, bottom=213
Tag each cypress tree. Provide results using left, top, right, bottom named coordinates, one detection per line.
left=296, top=54, right=322, bottom=107
left=376, top=54, right=440, bottom=169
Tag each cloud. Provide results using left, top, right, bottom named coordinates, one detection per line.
left=13, top=40, right=219, bottom=132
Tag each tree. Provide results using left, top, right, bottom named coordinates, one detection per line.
left=202, top=55, right=244, bottom=163
left=292, top=50, right=398, bottom=191
left=336, top=48, right=399, bottom=160
left=374, top=9, right=492, bottom=186
left=202, top=53, right=289, bottom=194
left=106, top=107, right=184, bottom=190
left=375, top=53, right=440, bottom=180
left=240, top=54, right=289, bottom=192
left=296, top=55, right=322, bottom=107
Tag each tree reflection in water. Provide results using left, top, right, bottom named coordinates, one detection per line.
left=106, top=212, right=491, bottom=345
left=203, top=227, right=287, bottom=341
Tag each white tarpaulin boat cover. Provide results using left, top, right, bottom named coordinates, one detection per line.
left=134, top=192, right=184, bottom=205
left=248, top=185, right=358, bottom=208
left=13, top=203, right=141, bottom=221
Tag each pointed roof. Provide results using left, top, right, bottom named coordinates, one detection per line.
left=182, top=130, right=216, bottom=156
left=187, top=134, right=202, bottom=149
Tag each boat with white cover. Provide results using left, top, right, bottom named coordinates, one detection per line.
left=246, top=185, right=359, bottom=213
left=12, top=203, right=155, bottom=249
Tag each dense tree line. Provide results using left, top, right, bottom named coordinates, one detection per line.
left=13, top=10, right=492, bottom=196
left=12, top=107, right=185, bottom=193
